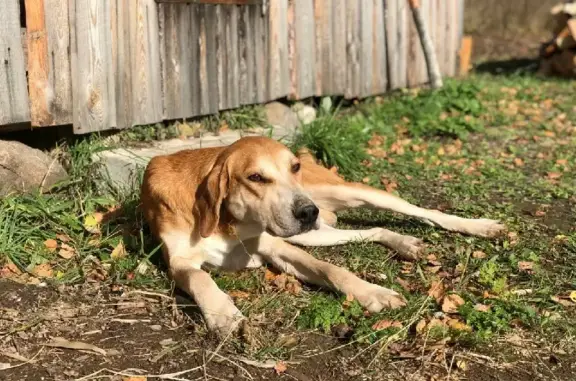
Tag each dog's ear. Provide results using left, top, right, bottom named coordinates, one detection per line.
left=195, top=162, right=229, bottom=238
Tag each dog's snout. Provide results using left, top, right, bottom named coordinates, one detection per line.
left=294, top=204, right=319, bottom=225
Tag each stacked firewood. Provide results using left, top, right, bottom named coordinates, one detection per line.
left=539, top=1, right=576, bottom=77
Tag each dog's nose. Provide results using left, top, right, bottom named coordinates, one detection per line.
left=294, top=204, right=319, bottom=225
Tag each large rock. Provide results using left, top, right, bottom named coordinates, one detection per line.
left=0, top=140, right=68, bottom=197
left=265, top=101, right=301, bottom=130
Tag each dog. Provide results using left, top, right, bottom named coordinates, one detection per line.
left=140, top=136, right=505, bottom=337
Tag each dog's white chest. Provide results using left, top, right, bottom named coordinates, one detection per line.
left=199, top=234, right=264, bottom=270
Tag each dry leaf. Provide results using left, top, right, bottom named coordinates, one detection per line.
left=472, top=250, right=487, bottom=259
left=570, top=291, right=576, bottom=303
left=396, top=277, right=414, bottom=291
left=274, top=361, right=287, bottom=374
left=456, top=359, right=468, bottom=371
left=513, top=158, right=524, bottom=167
left=534, top=210, right=546, bottom=217
left=44, top=239, right=58, bottom=253
left=44, top=337, right=107, bottom=355
left=446, top=318, right=472, bottom=332
left=265, top=269, right=279, bottom=281
left=442, top=294, right=465, bottom=314
left=547, top=172, right=562, bottom=180
left=551, top=295, right=574, bottom=307
left=372, top=320, right=403, bottom=331
left=56, top=234, right=71, bottom=243
left=228, top=290, right=251, bottom=300
left=111, top=241, right=127, bottom=260
left=0, top=260, right=22, bottom=278
left=83, top=213, right=103, bottom=235
left=416, top=319, right=427, bottom=334
left=517, top=261, right=534, bottom=272
left=32, top=263, right=53, bottom=278
left=428, top=280, right=445, bottom=304
left=474, top=303, right=490, bottom=312
left=58, top=243, right=76, bottom=259
left=122, top=377, right=147, bottom=381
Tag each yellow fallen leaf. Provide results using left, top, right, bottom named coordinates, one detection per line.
left=447, top=318, right=472, bottom=332
left=111, top=241, right=127, bottom=260
left=228, top=290, right=251, bottom=300
left=123, top=377, right=147, bottom=381
left=83, top=213, right=103, bottom=235
left=442, top=294, right=465, bottom=314
left=44, top=239, right=58, bottom=252
left=517, top=261, right=534, bottom=272
left=415, top=319, right=427, bottom=334
left=456, top=359, right=468, bottom=371
left=372, top=320, right=403, bottom=331
left=274, top=361, right=287, bottom=374
left=570, top=291, right=576, bottom=303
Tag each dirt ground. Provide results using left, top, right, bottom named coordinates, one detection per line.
left=1, top=279, right=574, bottom=381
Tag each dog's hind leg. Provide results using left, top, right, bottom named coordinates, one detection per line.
left=305, top=183, right=506, bottom=238
left=250, top=233, right=407, bottom=311
left=283, top=223, right=424, bottom=260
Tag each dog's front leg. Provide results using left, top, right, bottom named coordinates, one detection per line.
left=283, top=223, right=424, bottom=260
left=161, top=231, right=244, bottom=337
left=308, top=183, right=506, bottom=238
left=253, top=234, right=406, bottom=312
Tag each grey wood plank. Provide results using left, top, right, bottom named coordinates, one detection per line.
left=344, top=0, right=360, bottom=98
left=359, top=0, right=373, bottom=97
left=112, top=0, right=134, bottom=129
left=252, top=4, right=267, bottom=103
left=0, top=0, right=30, bottom=126
left=238, top=5, right=253, bottom=104
left=267, top=0, right=288, bottom=100
left=331, top=0, right=346, bottom=95
left=371, top=0, right=387, bottom=94
left=71, top=0, right=116, bottom=133
left=288, top=0, right=315, bottom=99
left=204, top=5, right=220, bottom=113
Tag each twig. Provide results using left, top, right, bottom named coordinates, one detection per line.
left=75, top=366, right=203, bottom=381
left=0, top=348, right=43, bottom=371
left=123, top=290, right=175, bottom=300
left=206, top=351, right=253, bottom=380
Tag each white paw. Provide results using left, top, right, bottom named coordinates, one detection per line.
left=464, top=218, right=507, bottom=238
left=355, top=284, right=407, bottom=313
left=392, top=236, right=426, bottom=260
left=203, top=302, right=245, bottom=338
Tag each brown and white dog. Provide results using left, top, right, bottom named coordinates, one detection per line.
left=140, top=136, right=505, bottom=337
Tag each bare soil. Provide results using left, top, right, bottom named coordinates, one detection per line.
left=1, top=279, right=574, bottom=381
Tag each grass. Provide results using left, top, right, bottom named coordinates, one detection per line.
left=1, top=72, right=575, bottom=365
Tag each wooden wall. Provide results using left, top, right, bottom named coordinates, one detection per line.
left=0, top=0, right=465, bottom=134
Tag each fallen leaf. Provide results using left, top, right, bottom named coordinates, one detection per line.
left=122, top=377, right=147, bottom=381
left=44, top=239, right=58, bottom=253
left=474, top=303, right=490, bottom=312
left=513, top=158, right=524, bottom=167
left=456, top=359, right=468, bottom=371
left=32, top=263, right=53, bottom=278
left=228, top=290, right=251, bottom=300
left=83, top=213, right=103, bottom=235
left=570, top=291, right=576, bottom=303
left=44, top=337, right=106, bottom=355
left=547, top=172, right=562, bottom=180
left=396, top=277, right=414, bottom=291
left=428, top=280, right=445, bottom=304
left=446, top=318, right=472, bottom=332
left=372, top=320, right=403, bottom=331
left=472, top=250, right=487, bottom=259
left=58, top=243, right=76, bottom=259
left=442, top=294, right=465, bottom=314
left=362, top=177, right=370, bottom=183
left=534, top=210, right=546, bottom=217
left=426, top=265, right=442, bottom=274
left=517, top=261, right=534, bottom=272
left=415, top=319, right=427, bottom=334
left=111, top=241, right=127, bottom=260
left=265, top=268, right=279, bottom=281
left=274, top=361, right=287, bottom=374
left=56, top=234, right=71, bottom=243
left=0, top=260, right=22, bottom=278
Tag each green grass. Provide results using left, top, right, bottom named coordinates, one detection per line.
left=1, top=72, right=575, bottom=362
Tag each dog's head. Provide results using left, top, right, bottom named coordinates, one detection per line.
left=195, top=136, right=320, bottom=238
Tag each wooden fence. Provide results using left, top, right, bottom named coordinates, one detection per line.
left=0, top=0, right=465, bottom=134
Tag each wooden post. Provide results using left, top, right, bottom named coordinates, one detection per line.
left=407, top=0, right=443, bottom=88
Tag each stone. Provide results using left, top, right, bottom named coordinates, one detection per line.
left=264, top=101, right=301, bottom=130
left=0, top=140, right=68, bottom=197
left=95, top=127, right=298, bottom=190
left=292, top=103, right=317, bottom=125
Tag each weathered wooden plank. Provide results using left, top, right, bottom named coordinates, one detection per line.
left=70, top=0, right=116, bottom=133
left=371, top=0, right=387, bottom=94
left=226, top=5, right=240, bottom=109
left=251, top=4, right=267, bottom=104
left=288, top=0, right=315, bottom=100
left=416, top=0, right=429, bottom=85
left=435, top=0, right=446, bottom=76
left=359, top=0, right=373, bottom=97
left=406, top=0, right=420, bottom=88
left=112, top=0, right=134, bottom=129
left=314, top=0, right=332, bottom=95
left=386, top=0, right=407, bottom=90
left=0, top=0, right=30, bottom=126
left=160, top=4, right=180, bottom=119
left=267, top=0, right=289, bottom=100
left=215, top=5, right=227, bottom=109
left=156, top=0, right=262, bottom=4
left=129, top=0, right=162, bottom=126
left=25, top=0, right=72, bottom=126
left=238, top=5, right=253, bottom=104
left=447, top=0, right=459, bottom=76
left=204, top=4, right=220, bottom=113
left=331, top=0, right=346, bottom=95
left=344, top=0, right=360, bottom=98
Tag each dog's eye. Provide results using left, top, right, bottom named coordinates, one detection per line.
left=248, top=173, right=264, bottom=183
left=291, top=163, right=301, bottom=173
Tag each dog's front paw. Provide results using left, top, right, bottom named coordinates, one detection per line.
left=204, top=303, right=246, bottom=338
left=392, top=235, right=426, bottom=261
left=465, top=218, right=507, bottom=238
left=355, top=284, right=407, bottom=313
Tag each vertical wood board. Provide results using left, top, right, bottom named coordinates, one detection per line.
left=330, top=0, right=346, bottom=95
left=267, top=0, right=288, bottom=100
left=0, top=0, right=30, bottom=125
left=371, top=0, right=387, bottom=94
left=288, top=0, right=315, bottom=99
left=344, top=0, right=360, bottom=98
